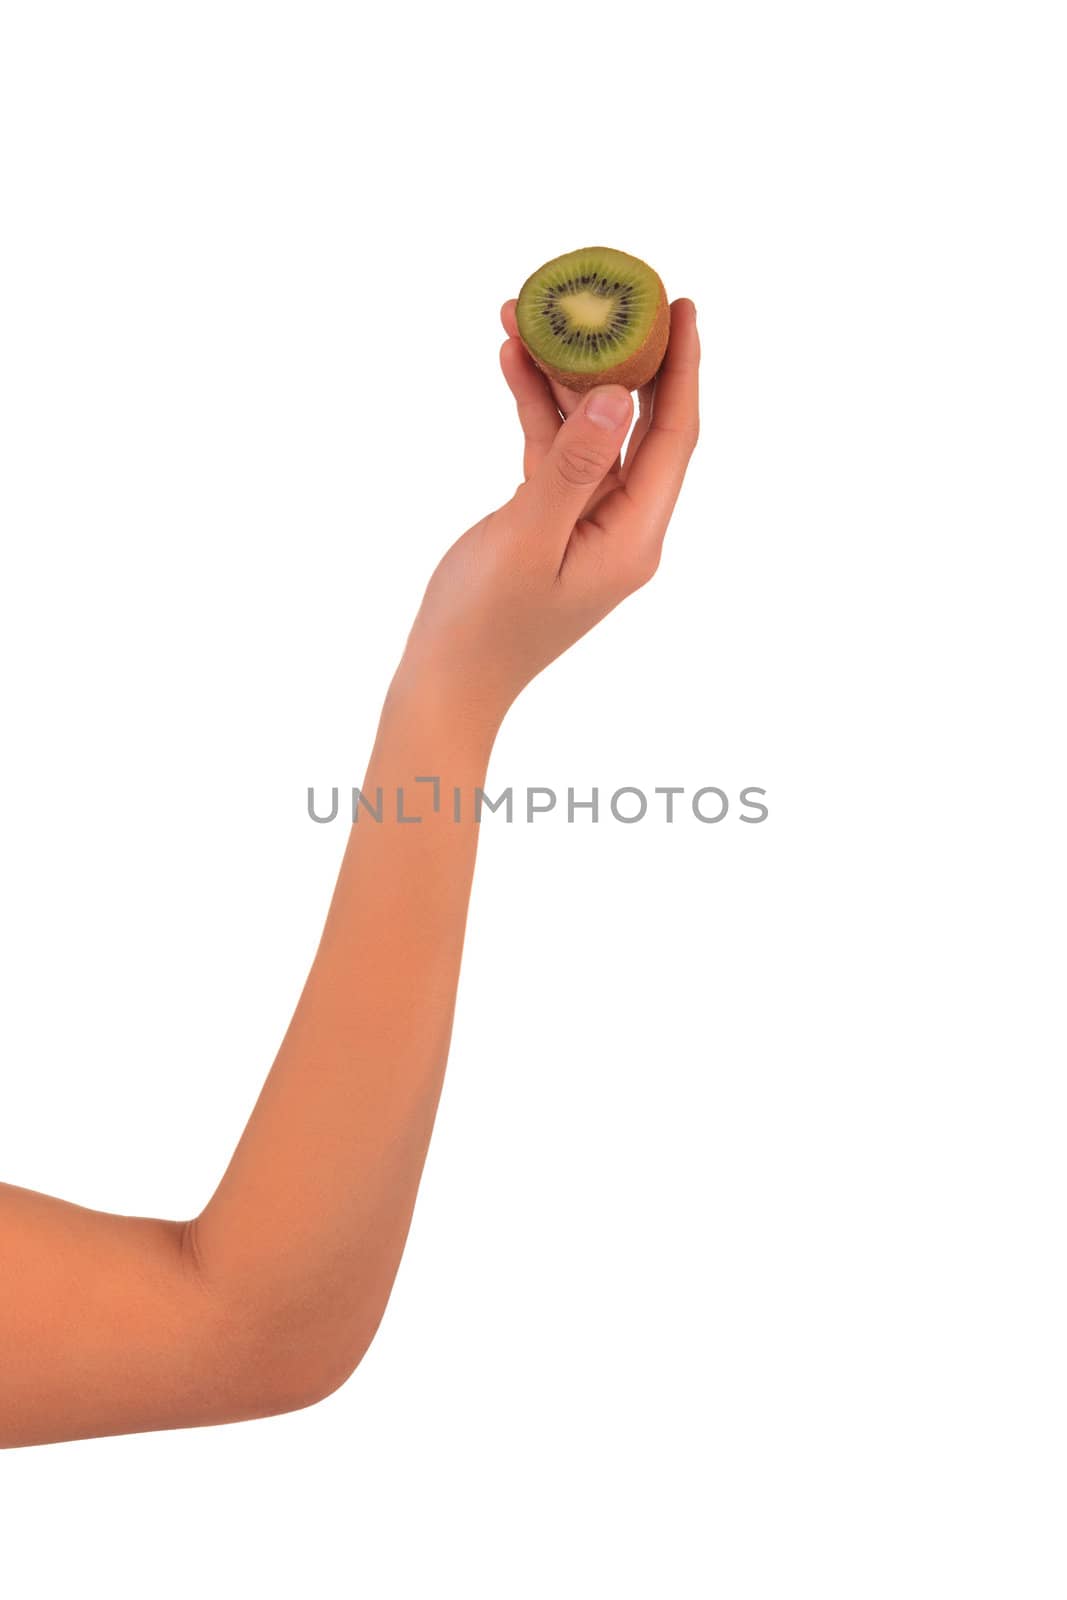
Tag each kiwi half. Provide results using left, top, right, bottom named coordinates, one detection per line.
left=515, top=246, right=669, bottom=394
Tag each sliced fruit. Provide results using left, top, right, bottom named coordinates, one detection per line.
left=515, top=246, right=669, bottom=394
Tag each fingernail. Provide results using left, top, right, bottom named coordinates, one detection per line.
left=584, top=387, right=631, bottom=430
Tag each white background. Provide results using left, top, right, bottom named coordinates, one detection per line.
left=1, top=2, right=1064, bottom=1594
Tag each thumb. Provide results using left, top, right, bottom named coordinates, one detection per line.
left=512, top=384, right=633, bottom=540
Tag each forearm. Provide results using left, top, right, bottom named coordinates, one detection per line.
left=189, top=660, right=502, bottom=1395
left=0, top=664, right=503, bottom=1448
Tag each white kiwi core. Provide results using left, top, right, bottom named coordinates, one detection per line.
left=557, top=290, right=615, bottom=329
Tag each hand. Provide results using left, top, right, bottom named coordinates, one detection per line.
left=497, top=297, right=660, bottom=522
left=398, top=296, right=700, bottom=731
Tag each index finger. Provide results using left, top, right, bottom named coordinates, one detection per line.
left=500, top=297, right=586, bottom=420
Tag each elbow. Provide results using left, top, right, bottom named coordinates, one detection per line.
left=181, top=1221, right=395, bottom=1426
left=218, top=1301, right=385, bottom=1424
left=238, top=1343, right=367, bottom=1423
left=191, top=1281, right=388, bottom=1426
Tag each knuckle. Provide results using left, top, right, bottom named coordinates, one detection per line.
left=556, top=441, right=612, bottom=488
left=627, top=547, right=661, bottom=590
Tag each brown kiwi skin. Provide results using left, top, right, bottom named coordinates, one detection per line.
left=517, top=253, right=671, bottom=394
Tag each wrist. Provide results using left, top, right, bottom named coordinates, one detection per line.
left=381, top=652, right=506, bottom=771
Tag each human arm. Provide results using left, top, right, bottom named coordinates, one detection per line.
left=0, top=300, right=699, bottom=1448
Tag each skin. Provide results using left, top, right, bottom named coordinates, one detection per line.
left=0, top=298, right=700, bottom=1448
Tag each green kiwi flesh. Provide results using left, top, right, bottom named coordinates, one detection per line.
left=515, top=246, right=669, bottom=393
